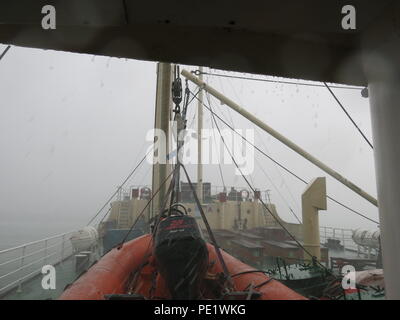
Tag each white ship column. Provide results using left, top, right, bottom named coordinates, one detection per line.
left=364, top=10, right=400, bottom=298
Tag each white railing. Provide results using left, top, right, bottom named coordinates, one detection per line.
left=320, top=226, right=358, bottom=251
left=0, top=231, right=75, bottom=296
left=128, top=184, right=272, bottom=203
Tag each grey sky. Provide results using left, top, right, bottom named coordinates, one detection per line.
left=0, top=44, right=378, bottom=243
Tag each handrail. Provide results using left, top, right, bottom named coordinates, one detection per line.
left=0, top=244, right=74, bottom=294
left=0, top=231, right=76, bottom=296
left=0, top=238, right=70, bottom=268
left=124, top=184, right=272, bottom=202
left=0, top=243, right=72, bottom=280
left=0, top=230, right=75, bottom=255
left=320, top=226, right=354, bottom=232
left=319, top=226, right=359, bottom=251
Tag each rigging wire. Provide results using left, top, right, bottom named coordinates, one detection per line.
left=0, top=45, right=11, bottom=61
left=86, top=147, right=152, bottom=226
left=96, top=139, right=154, bottom=227
left=97, top=163, right=153, bottom=226
left=208, top=74, right=258, bottom=189
left=122, top=89, right=234, bottom=292
left=206, top=94, right=332, bottom=272
left=256, top=157, right=302, bottom=224
left=180, top=164, right=234, bottom=289
left=323, top=82, right=373, bottom=149
left=125, top=168, right=178, bottom=294
left=205, top=79, right=301, bottom=223
left=196, top=69, right=364, bottom=91
left=216, top=72, right=302, bottom=215
left=154, top=74, right=235, bottom=288
left=190, top=90, right=379, bottom=225
left=203, top=75, right=227, bottom=190
left=214, top=75, right=236, bottom=127
left=207, top=97, right=227, bottom=190
left=255, top=128, right=302, bottom=212
left=98, top=207, right=112, bottom=225
left=288, top=207, right=302, bottom=224
left=119, top=167, right=177, bottom=245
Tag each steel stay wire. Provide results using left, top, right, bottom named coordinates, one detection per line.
left=206, top=95, right=333, bottom=273
left=180, top=164, right=234, bottom=290
left=119, top=167, right=177, bottom=246
left=196, top=69, right=364, bottom=91
left=323, top=82, right=373, bottom=149
left=86, top=147, right=152, bottom=226
left=189, top=90, right=379, bottom=225
left=0, top=45, right=11, bottom=62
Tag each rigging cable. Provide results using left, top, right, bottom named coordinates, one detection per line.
left=98, top=162, right=153, bottom=225
left=214, top=73, right=302, bottom=219
left=125, top=168, right=178, bottom=294
left=196, top=69, right=364, bottom=91
left=207, top=74, right=258, bottom=189
left=256, top=157, right=302, bottom=224
left=189, top=90, right=379, bottom=225
left=255, top=128, right=302, bottom=213
left=119, top=167, right=177, bottom=245
left=206, top=98, right=335, bottom=273
left=181, top=164, right=234, bottom=289
left=323, top=82, right=373, bottom=149
left=98, top=207, right=112, bottom=225
left=0, top=45, right=11, bottom=62
left=167, top=74, right=234, bottom=285
left=86, top=147, right=152, bottom=226
left=203, top=75, right=227, bottom=190
left=208, top=97, right=227, bottom=190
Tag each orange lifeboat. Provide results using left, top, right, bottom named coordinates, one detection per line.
left=59, top=233, right=306, bottom=300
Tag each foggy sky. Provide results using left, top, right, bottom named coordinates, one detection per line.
left=0, top=44, right=379, bottom=242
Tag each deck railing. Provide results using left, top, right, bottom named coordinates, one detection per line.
left=319, top=226, right=358, bottom=251
left=0, top=231, right=75, bottom=296
left=0, top=224, right=369, bottom=297
left=126, top=184, right=272, bottom=203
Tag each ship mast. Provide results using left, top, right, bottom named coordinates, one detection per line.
left=151, top=63, right=173, bottom=219
left=196, top=67, right=204, bottom=204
